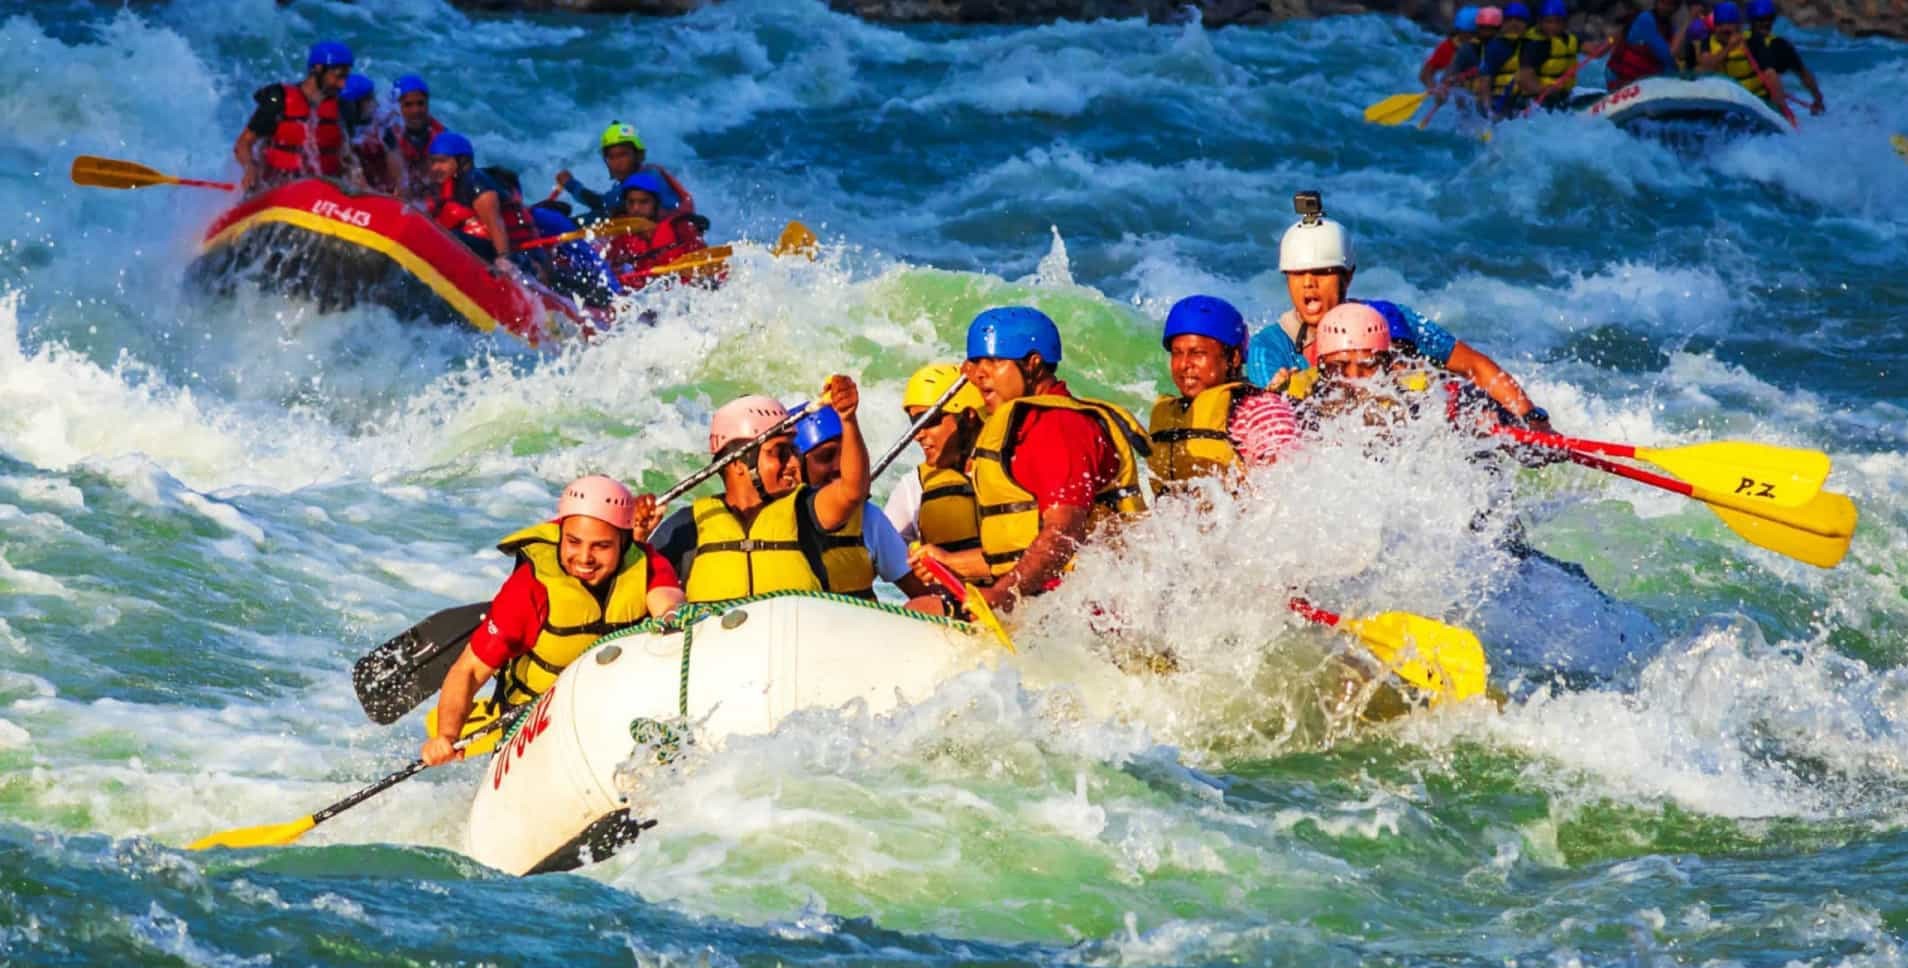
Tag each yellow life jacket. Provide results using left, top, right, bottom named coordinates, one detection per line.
left=971, top=393, right=1148, bottom=578
left=494, top=522, right=651, bottom=704
left=683, top=489, right=826, bottom=603
left=1490, top=34, right=1526, bottom=94
left=816, top=502, right=876, bottom=599
left=1146, top=382, right=1249, bottom=488
left=1707, top=36, right=1767, bottom=98
left=1533, top=30, right=1581, bottom=89
left=916, top=464, right=981, bottom=552
left=1287, top=368, right=1434, bottom=402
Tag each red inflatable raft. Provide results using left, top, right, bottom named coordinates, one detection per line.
left=188, top=179, right=585, bottom=345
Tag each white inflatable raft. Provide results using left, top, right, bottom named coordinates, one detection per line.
left=1582, top=75, right=1791, bottom=136
left=464, top=593, right=994, bottom=876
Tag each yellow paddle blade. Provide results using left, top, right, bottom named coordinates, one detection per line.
left=1636, top=440, right=1830, bottom=509
left=645, top=245, right=734, bottom=277
left=1363, top=92, right=1428, bottom=126
left=187, top=814, right=316, bottom=851
left=1703, top=489, right=1858, bottom=569
left=1339, top=612, right=1489, bottom=703
left=1891, top=133, right=1907, bottom=160
left=963, top=583, right=1017, bottom=654
left=71, top=155, right=176, bottom=190
left=771, top=220, right=818, bottom=259
left=425, top=698, right=509, bottom=758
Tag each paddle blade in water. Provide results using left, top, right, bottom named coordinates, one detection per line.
left=1637, top=440, right=1830, bottom=509
left=1705, top=490, right=1858, bottom=569
left=1363, top=92, right=1427, bottom=126
left=771, top=220, right=818, bottom=259
left=1340, top=612, right=1489, bottom=702
left=962, top=585, right=1017, bottom=654
left=187, top=815, right=317, bottom=851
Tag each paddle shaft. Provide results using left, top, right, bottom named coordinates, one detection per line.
left=1287, top=598, right=1342, bottom=628
left=1496, top=424, right=1640, bottom=461
left=518, top=217, right=655, bottom=251
left=871, top=374, right=970, bottom=480
left=656, top=408, right=807, bottom=506
left=176, top=177, right=238, bottom=191
left=306, top=718, right=508, bottom=834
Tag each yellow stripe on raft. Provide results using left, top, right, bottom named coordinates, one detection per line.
left=201, top=207, right=505, bottom=334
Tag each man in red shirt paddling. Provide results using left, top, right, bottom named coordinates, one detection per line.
left=954, top=306, right=1149, bottom=613
left=422, top=476, right=683, bottom=766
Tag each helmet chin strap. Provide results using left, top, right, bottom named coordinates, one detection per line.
left=744, top=445, right=775, bottom=504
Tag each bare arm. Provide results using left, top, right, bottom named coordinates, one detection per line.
left=979, top=504, right=1092, bottom=612
left=420, top=646, right=498, bottom=766
left=1446, top=341, right=1539, bottom=418
left=233, top=129, right=262, bottom=192
left=811, top=375, right=870, bottom=530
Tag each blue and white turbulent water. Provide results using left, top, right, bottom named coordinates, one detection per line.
left=5, top=0, right=1908, bottom=962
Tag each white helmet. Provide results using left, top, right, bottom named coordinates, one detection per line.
left=1278, top=215, right=1355, bottom=273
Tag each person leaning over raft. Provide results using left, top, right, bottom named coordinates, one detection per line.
left=1147, top=295, right=1298, bottom=492
left=913, top=307, right=1148, bottom=615
left=1744, top=0, right=1826, bottom=114
left=232, top=40, right=355, bottom=193
left=647, top=379, right=871, bottom=603
left=1606, top=0, right=1682, bottom=89
left=421, top=476, right=683, bottom=767
left=422, top=131, right=538, bottom=275
left=1246, top=193, right=1552, bottom=433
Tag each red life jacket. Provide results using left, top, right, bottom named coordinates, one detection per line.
left=608, top=214, right=709, bottom=287
left=394, top=118, right=446, bottom=168
left=431, top=169, right=537, bottom=252
left=263, top=83, right=345, bottom=176
left=1606, top=11, right=1672, bottom=88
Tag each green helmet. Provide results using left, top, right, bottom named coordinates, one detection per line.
left=599, top=121, right=644, bottom=152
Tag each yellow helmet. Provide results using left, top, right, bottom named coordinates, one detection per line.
left=903, top=363, right=984, bottom=415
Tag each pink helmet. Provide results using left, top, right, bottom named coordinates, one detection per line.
left=1476, top=5, right=1504, bottom=24
left=1314, top=303, right=1392, bottom=358
left=709, top=394, right=791, bottom=455
left=555, top=474, right=636, bottom=531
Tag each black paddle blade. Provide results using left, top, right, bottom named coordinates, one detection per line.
left=352, top=602, right=488, bottom=724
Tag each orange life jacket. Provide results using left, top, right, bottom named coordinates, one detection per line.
left=609, top=214, right=709, bottom=286
left=263, top=83, right=345, bottom=176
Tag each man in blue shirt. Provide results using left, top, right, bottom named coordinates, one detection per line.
left=795, top=405, right=932, bottom=600
left=1245, top=194, right=1552, bottom=432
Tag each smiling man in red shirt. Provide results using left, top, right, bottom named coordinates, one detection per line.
left=958, top=307, right=1149, bottom=613
left=422, top=475, right=683, bottom=766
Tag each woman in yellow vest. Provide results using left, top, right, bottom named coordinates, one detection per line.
left=884, top=363, right=992, bottom=583
left=961, top=306, right=1149, bottom=613
left=645, top=379, right=872, bottom=604
left=421, top=475, right=682, bottom=766
left=1148, top=295, right=1298, bottom=492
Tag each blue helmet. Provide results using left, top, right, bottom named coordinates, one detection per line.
left=1745, top=0, right=1776, bottom=17
left=392, top=73, right=429, bottom=99
left=618, top=171, right=668, bottom=199
left=1503, top=1, right=1531, bottom=19
left=1454, top=5, right=1480, bottom=30
left=307, top=41, right=354, bottom=69
left=1161, top=295, right=1247, bottom=351
left=1539, top=0, right=1566, bottom=17
left=427, top=131, right=474, bottom=158
left=793, top=406, right=843, bottom=457
left=341, top=74, right=374, bottom=104
left=966, top=306, right=1062, bottom=364
left=1712, top=2, right=1743, bottom=23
